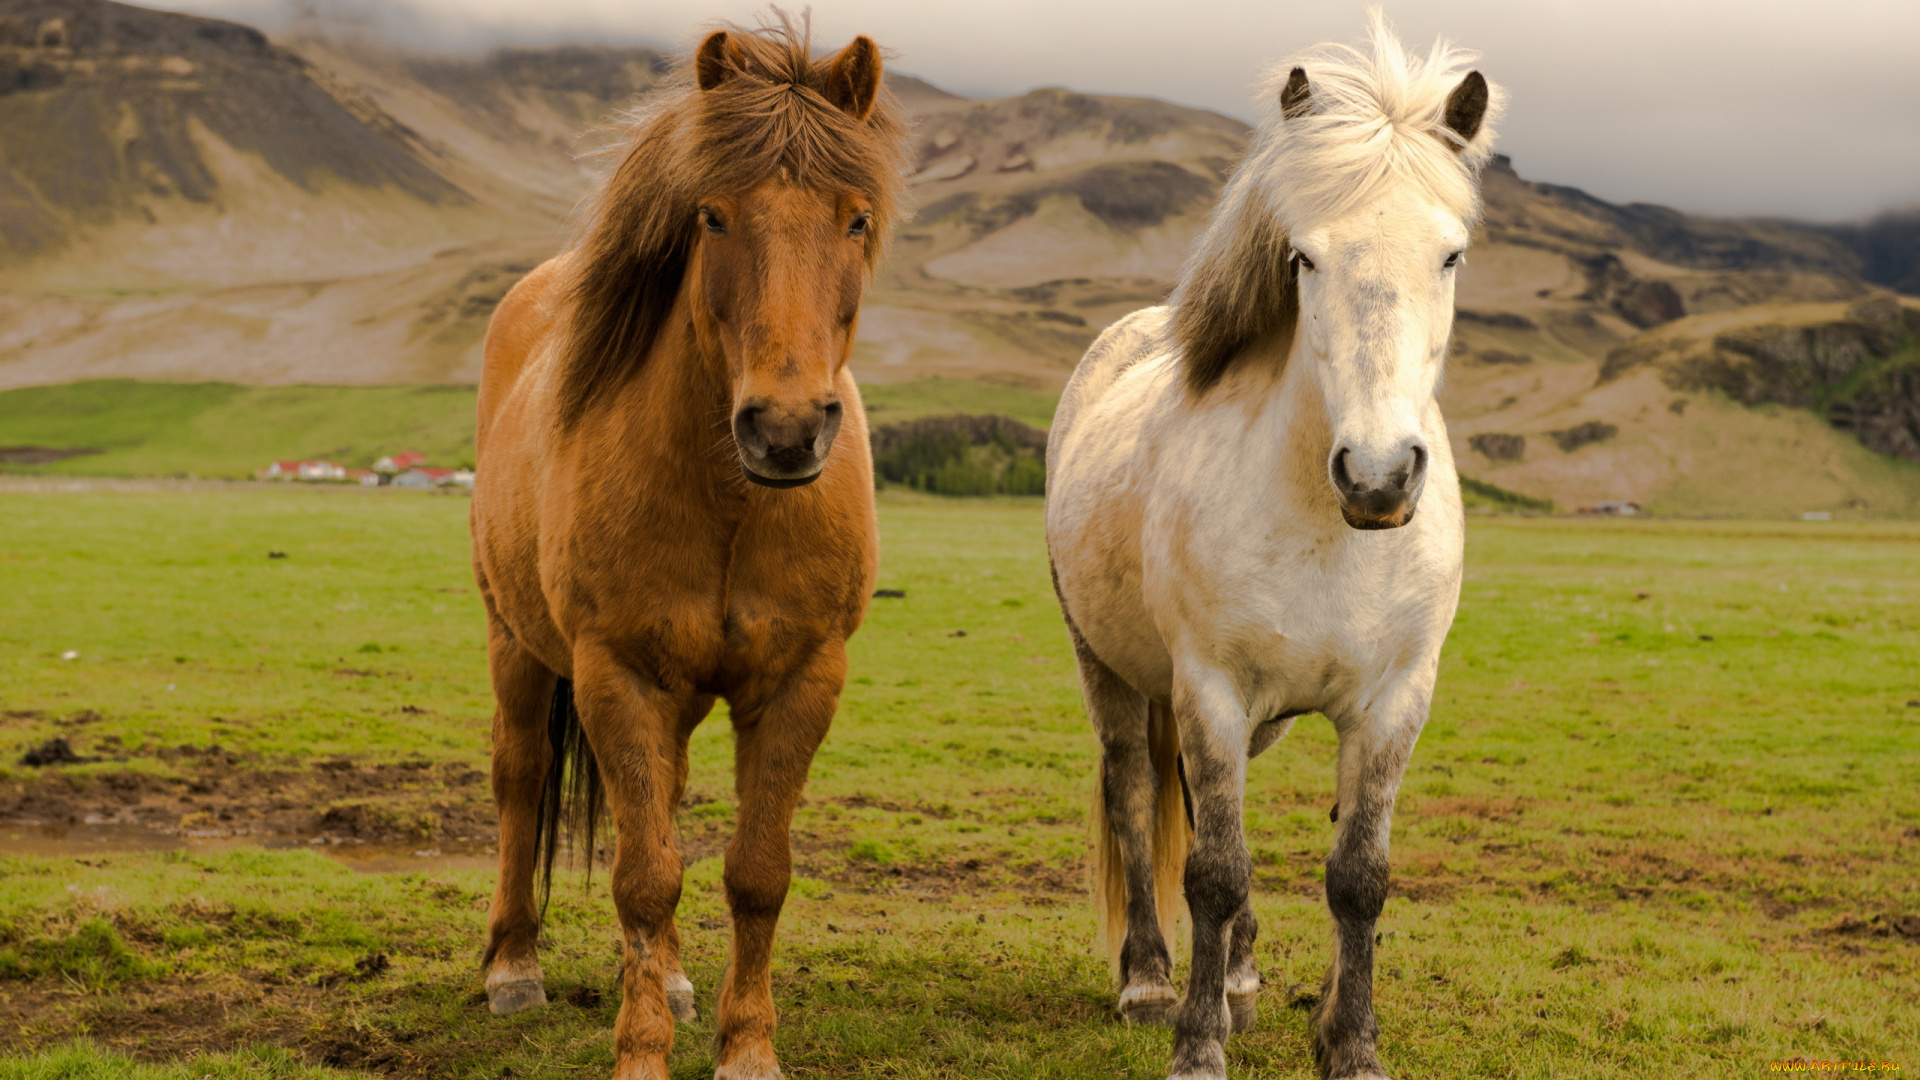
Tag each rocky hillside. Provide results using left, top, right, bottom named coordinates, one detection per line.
left=0, top=0, right=503, bottom=286
left=0, top=0, right=1915, bottom=514
left=1602, top=296, right=1920, bottom=460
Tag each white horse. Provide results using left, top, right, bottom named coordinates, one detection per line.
left=1047, top=17, right=1502, bottom=1080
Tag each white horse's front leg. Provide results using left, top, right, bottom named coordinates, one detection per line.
left=1313, top=687, right=1427, bottom=1080
left=1167, top=667, right=1251, bottom=1080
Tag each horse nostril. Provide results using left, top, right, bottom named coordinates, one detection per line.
left=814, top=401, right=845, bottom=456
left=1330, top=446, right=1358, bottom=492
left=1384, top=444, right=1428, bottom=492
left=733, top=406, right=767, bottom=454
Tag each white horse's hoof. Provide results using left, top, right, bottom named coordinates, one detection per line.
left=1224, top=968, right=1260, bottom=1033
left=1118, top=981, right=1178, bottom=1026
left=1227, top=988, right=1258, bottom=1033
left=487, top=978, right=547, bottom=1015
left=667, top=971, right=697, bottom=1022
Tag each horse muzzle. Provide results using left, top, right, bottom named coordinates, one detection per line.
left=1329, top=441, right=1427, bottom=531
left=734, top=399, right=843, bottom=489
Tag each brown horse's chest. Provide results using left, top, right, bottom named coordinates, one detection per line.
left=562, top=501, right=870, bottom=691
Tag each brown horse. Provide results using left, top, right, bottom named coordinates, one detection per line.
left=469, top=21, right=907, bottom=1080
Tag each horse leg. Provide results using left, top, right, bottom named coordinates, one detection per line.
left=1167, top=671, right=1250, bottom=1080
left=573, top=645, right=692, bottom=1080
left=712, top=646, right=843, bottom=1080
left=1311, top=703, right=1423, bottom=1080
left=1074, top=621, right=1180, bottom=1024
left=1226, top=904, right=1260, bottom=1033
left=663, top=695, right=714, bottom=1024
left=482, top=624, right=557, bottom=1015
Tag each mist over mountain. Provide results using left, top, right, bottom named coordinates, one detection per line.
left=1, top=0, right=1915, bottom=513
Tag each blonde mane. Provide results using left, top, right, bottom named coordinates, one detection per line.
left=1170, top=11, right=1506, bottom=392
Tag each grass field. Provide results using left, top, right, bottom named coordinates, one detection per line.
left=1, top=486, right=1916, bottom=1078
left=0, top=379, right=1060, bottom=480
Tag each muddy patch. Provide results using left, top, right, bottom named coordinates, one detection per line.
left=0, top=445, right=101, bottom=465
left=829, top=852, right=1082, bottom=898
left=0, top=750, right=498, bottom=858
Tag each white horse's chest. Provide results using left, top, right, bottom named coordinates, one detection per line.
left=1142, top=455, right=1455, bottom=711
left=1050, top=348, right=1464, bottom=723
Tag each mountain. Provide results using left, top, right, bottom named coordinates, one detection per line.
left=0, top=0, right=1915, bottom=514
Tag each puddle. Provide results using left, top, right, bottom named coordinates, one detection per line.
left=0, top=821, right=497, bottom=875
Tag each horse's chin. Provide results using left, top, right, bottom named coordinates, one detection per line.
left=741, top=466, right=821, bottom=489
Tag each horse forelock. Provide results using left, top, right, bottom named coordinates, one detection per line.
left=554, top=15, right=910, bottom=428
left=1170, top=9, right=1504, bottom=394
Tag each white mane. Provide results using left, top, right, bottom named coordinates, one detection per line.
left=1248, top=10, right=1504, bottom=227
left=1167, top=10, right=1505, bottom=390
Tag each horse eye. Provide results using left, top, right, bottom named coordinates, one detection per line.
left=848, top=213, right=871, bottom=239
left=1294, top=252, right=1316, bottom=272
left=1444, top=251, right=1463, bottom=269
left=701, top=210, right=726, bottom=235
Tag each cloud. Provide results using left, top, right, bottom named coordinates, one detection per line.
left=158, top=0, right=1920, bottom=219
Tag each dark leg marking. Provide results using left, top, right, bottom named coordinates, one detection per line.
left=1061, top=601, right=1178, bottom=1026
left=1170, top=743, right=1249, bottom=1078
left=1312, top=737, right=1417, bottom=1079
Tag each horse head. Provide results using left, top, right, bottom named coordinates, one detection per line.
left=1169, top=26, right=1500, bottom=531
left=550, top=21, right=904, bottom=488
left=689, top=31, right=886, bottom=488
left=1285, top=68, right=1489, bottom=529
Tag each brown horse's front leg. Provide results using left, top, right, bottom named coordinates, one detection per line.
left=483, top=626, right=558, bottom=1014
left=714, top=644, right=845, bottom=1080
left=663, top=695, right=715, bottom=1024
left=574, top=645, right=695, bottom=1080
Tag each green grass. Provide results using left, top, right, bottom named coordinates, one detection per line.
left=0, top=381, right=480, bottom=478
left=1, top=488, right=1917, bottom=1077
left=0, top=1043, right=356, bottom=1079
left=859, top=376, right=1059, bottom=430
left=0, top=378, right=1065, bottom=482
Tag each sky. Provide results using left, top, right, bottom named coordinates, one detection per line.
left=167, top=0, right=1920, bottom=222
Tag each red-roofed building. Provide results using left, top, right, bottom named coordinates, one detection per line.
left=373, top=451, right=428, bottom=474
left=258, top=460, right=346, bottom=482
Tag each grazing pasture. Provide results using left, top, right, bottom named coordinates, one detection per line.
left=0, top=485, right=1915, bottom=1077
left=0, top=378, right=1056, bottom=480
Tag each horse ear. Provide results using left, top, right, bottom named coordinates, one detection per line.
left=695, top=31, right=738, bottom=91
left=1280, top=67, right=1311, bottom=120
left=825, top=36, right=882, bottom=121
left=1443, top=70, right=1489, bottom=145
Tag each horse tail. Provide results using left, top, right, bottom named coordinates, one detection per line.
left=1147, top=701, right=1191, bottom=963
left=535, top=676, right=604, bottom=917
left=1093, top=700, right=1192, bottom=978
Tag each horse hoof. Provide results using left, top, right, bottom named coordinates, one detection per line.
left=488, top=979, right=547, bottom=1015
left=713, top=1052, right=783, bottom=1080
left=1117, top=983, right=1178, bottom=1026
left=667, top=972, right=697, bottom=1023
left=1227, top=988, right=1258, bottom=1033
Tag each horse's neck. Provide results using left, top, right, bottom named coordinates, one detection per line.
left=1201, top=335, right=1334, bottom=497
left=605, top=300, right=740, bottom=491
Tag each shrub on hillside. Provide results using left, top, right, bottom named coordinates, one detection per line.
left=870, top=414, right=1047, bottom=496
